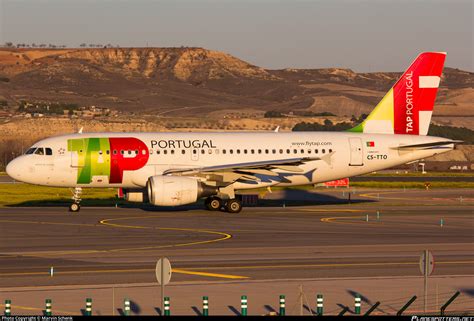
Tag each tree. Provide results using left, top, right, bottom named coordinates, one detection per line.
left=264, top=110, right=284, bottom=118
left=324, top=119, right=333, bottom=126
left=5, top=42, right=13, bottom=47
left=79, top=43, right=87, bottom=48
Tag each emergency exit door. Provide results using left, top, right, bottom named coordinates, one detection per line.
left=349, top=138, right=364, bottom=166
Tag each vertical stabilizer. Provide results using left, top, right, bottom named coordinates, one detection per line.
left=350, top=52, right=446, bottom=135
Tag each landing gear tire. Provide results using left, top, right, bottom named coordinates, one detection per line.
left=69, top=187, right=82, bottom=213
left=69, top=203, right=81, bottom=212
left=205, top=196, right=222, bottom=211
left=225, top=199, right=242, bottom=213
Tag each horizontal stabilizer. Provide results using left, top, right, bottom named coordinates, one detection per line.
left=391, top=140, right=462, bottom=150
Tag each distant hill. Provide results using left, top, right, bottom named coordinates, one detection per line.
left=0, top=47, right=472, bottom=123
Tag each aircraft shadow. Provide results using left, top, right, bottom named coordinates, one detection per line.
left=7, top=189, right=374, bottom=210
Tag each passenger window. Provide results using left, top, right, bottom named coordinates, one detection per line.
left=230, top=150, right=234, bottom=154
left=322, top=149, right=326, bottom=154
left=301, top=149, right=304, bottom=154
left=193, top=150, right=197, bottom=154
left=35, top=148, right=45, bottom=155
left=157, top=150, right=160, bottom=154
left=164, top=150, right=168, bottom=155
left=237, top=149, right=240, bottom=154
left=45, top=148, right=52, bottom=156
left=120, top=150, right=124, bottom=155
left=223, top=149, right=226, bottom=154
left=244, top=150, right=247, bottom=154
left=272, top=149, right=276, bottom=154
left=182, top=150, right=186, bottom=154
left=106, top=150, right=110, bottom=155
left=286, top=149, right=290, bottom=154
left=208, top=149, right=213, bottom=154
left=308, top=149, right=311, bottom=154
left=265, top=149, right=269, bottom=154
left=171, top=150, right=175, bottom=154
left=201, top=149, right=205, bottom=154
left=279, top=149, right=283, bottom=154
left=315, top=149, right=318, bottom=154
left=128, top=150, right=132, bottom=155
left=329, top=149, right=333, bottom=153
left=150, top=150, right=153, bottom=155
left=258, top=149, right=262, bottom=154
left=251, top=149, right=255, bottom=154
left=113, top=150, right=117, bottom=155
left=293, top=149, right=297, bottom=154
left=135, top=150, right=138, bottom=155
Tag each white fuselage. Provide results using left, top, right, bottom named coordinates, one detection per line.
left=6, top=131, right=454, bottom=189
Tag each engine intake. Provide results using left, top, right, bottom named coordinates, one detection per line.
left=147, top=175, right=217, bottom=206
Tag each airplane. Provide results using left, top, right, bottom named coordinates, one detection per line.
left=6, top=52, right=460, bottom=213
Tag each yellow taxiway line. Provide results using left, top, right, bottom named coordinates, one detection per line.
left=0, top=216, right=232, bottom=257
left=173, top=260, right=474, bottom=271
left=172, top=268, right=248, bottom=279
left=320, top=215, right=380, bottom=225
left=1, top=261, right=471, bottom=278
left=0, top=268, right=247, bottom=279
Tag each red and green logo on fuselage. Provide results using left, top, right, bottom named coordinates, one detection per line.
left=68, top=137, right=149, bottom=184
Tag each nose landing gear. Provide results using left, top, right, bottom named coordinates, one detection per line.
left=69, top=187, right=82, bottom=212
left=69, top=203, right=81, bottom=212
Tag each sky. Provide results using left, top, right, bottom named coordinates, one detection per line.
left=0, top=0, right=472, bottom=72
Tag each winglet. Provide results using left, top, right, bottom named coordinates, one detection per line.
left=78, top=127, right=83, bottom=134
left=274, top=126, right=280, bottom=133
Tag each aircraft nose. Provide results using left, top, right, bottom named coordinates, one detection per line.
left=6, top=157, right=22, bottom=181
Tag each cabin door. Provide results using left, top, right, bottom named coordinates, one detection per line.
left=348, top=138, right=364, bottom=166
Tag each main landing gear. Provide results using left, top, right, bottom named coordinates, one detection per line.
left=69, top=187, right=82, bottom=212
left=205, top=196, right=242, bottom=213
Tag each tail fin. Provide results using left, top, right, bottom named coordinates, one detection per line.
left=350, top=52, right=446, bottom=135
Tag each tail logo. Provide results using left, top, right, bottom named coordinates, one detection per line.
left=405, top=71, right=414, bottom=133
left=350, top=52, right=446, bottom=136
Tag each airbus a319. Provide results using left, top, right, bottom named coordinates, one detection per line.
left=6, top=52, right=459, bottom=213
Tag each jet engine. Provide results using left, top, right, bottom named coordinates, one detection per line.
left=147, top=175, right=217, bottom=206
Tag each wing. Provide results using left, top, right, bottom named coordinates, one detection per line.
left=162, top=153, right=334, bottom=185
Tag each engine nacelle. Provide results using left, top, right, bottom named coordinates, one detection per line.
left=147, top=175, right=217, bottom=206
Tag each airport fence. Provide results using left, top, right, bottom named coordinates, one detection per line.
left=2, top=290, right=467, bottom=316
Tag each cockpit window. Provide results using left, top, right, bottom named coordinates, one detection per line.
left=34, top=148, right=45, bottom=155
left=45, top=148, right=53, bottom=155
left=25, top=148, right=36, bottom=155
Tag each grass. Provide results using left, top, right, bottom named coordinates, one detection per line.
left=0, top=184, right=118, bottom=207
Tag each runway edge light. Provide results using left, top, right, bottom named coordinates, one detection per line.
left=4, top=299, right=11, bottom=316
left=202, top=296, right=209, bottom=316
left=316, top=294, right=323, bottom=316
left=279, top=295, right=285, bottom=316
